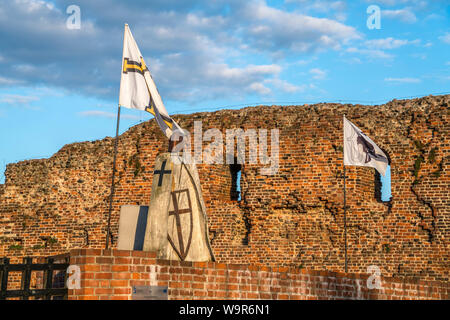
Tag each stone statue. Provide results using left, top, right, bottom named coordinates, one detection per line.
left=142, top=150, right=215, bottom=262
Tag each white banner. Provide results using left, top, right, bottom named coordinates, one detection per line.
left=343, top=116, right=388, bottom=176
left=119, top=24, right=183, bottom=139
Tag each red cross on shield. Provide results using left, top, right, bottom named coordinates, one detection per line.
left=167, top=189, right=193, bottom=261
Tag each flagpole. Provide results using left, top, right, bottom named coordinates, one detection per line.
left=343, top=164, right=348, bottom=273
left=105, top=104, right=121, bottom=249
left=105, top=24, right=127, bottom=249
left=342, top=114, right=348, bottom=273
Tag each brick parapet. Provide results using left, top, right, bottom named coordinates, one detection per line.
left=68, top=249, right=449, bottom=300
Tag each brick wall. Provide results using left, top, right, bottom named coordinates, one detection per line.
left=68, top=249, right=449, bottom=300
left=1, top=95, right=449, bottom=282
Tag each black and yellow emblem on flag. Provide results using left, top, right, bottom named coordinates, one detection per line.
left=123, top=57, right=148, bottom=75
left=123, top=56, right=174, bottom=129
left=145, top=100, right=174, bottom=129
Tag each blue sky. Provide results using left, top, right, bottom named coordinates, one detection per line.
left=0, top=0, right=449, bottom=186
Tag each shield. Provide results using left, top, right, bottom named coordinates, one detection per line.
left=167, top=189, right=193, bottom=261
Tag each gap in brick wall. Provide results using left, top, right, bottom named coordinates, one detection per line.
left=380, top=165, right=391, bottom=201
left=230, top=160, right=242, bottom=201
left=375, top=165, right=392, bottom=202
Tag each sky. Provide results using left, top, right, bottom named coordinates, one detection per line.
left=0, top=0, right=449, bottom=192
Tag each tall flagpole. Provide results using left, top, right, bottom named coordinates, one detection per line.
left=105, top=24, right=127, bottom=249
left=343, top=114, right=348, bottom=273
left=343, top=164, right=348, bottom=273
left=105, top=105, right=121, bottom=249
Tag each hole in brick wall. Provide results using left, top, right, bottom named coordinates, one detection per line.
left=236, top=170, right=241, bottom=201
left=375, top=164, right=391, bottom=202
left=230, top=159, right=241, bottom=201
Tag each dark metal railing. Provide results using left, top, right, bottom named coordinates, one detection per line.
left=0, top=254, right=69, bottom=300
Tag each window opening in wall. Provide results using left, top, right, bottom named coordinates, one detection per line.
left=230, top=161, right=242, bottom=201
left=375, top=164, right=391, bottom=202
left=236, top=170, right=241, bottom=201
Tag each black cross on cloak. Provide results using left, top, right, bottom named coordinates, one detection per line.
left=153, top=160, right=172, bottom=186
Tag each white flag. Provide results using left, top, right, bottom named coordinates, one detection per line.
left=119, top=24, right=183, bottom=139
left=343, top=116, right=388, bottom=176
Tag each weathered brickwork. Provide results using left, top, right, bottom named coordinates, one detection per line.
left=0, top=95, right=449, bottom=282
left=68, top=249, right=449, bottom=300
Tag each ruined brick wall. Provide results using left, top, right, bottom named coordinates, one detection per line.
left=0, top=95, right=448, bottom=282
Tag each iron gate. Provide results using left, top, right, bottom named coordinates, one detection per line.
left=0, top=254, right=69, bottom=300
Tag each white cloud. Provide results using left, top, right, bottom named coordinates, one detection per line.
left=216, top=64, right=282, bottom=80
left=345, top=57, right=362, bottom=64
left=293, top=58, right=316, bottom=66
left=309, top=68, right=327, bottom=80
left=247, top=82, right=272, bottom=95
left=0, top=77, right=23, bottom=85
left=78, top=110, right=140, bottom=120
left=382, top=8, right=417, bottom=23
left=241, top=1, right=360, bottom=54
left=365, top=37, right=419, bottom=50
left=13, top=64, right=36, bottom=73
left=286, top=0, right=348, bottom=21
left=156, top=51, right=283, bottom=102
left=346, top=47, right=394, bottom=60
left=368, top=0, right=399, bottom=4
left=365, top=0, right=428, bottom=7
left=5, top=0, right=437, bottom=106
left=346, top=37, right=421, bottom=62
left=0, top=94, right=39, bottom=105
left=265, top=78, right=307, bottom=93
left=385, top=77, right=421, bottom=83
left=185, top=13, right=227, bottom=29
left=1, top=1, right=307, bottom=104
left=334, top=12, right=347, bottom=22
left=21, top=0, right=56, bottom=12
left=438, top=33, right=450, bottom=44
